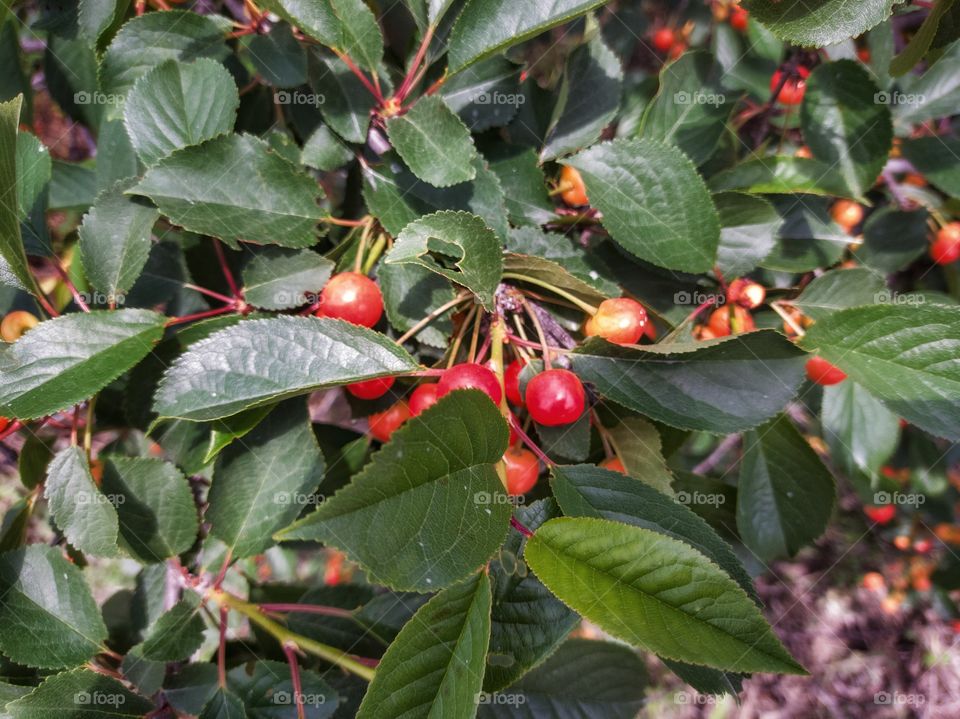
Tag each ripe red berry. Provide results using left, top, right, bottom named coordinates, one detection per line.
left=600, top=457, right=626, bottom=474
left=437, top=363, right=503, bottom=405
left=525, top=369, right=585, bottom=426
left=368, top=401, right=410, bottom=442
left=830, top=200, right=864, bottom=232
left=584, top=298, right=648, bottom=345
left=914, top=538, right=933, bottom=554
left=559, top=166, right=588, bottom=206
left=856, top=47, right=871, bottom=64
left=770, top=66, right=810, bottom=106
left=864, top=504, right=896, bottom=525
left=347, top=376, right=395, bottom=400
left=706, top=305, right=755, bottom=337
left=503, top=447, right=540, bottom=495
left=805, top=356, right=847, bottom=386
left=730, top=5, right=749, bottom=31
left=727, top=279, right=766, bottom=309
left=0, top=417, right=9, bottom=434
left=316, top=272, right=384, bottom=328
left=931, top=222, right=960, bottom=265
left=652, top=27, right=676, bottom=53
left=408, top=383, right=439, bottom=416
left=667, top=41, right=687, bottom=60
left=504, top=359, right=526, bottom=406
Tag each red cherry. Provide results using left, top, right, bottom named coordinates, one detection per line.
left=368, top=401, right=410, bottom=442
left=705, top=305, right=755, bottom=337
left=503, top=447, right=539, bottom=495
left=864, top=504, right=896, bottom=525
left=507, top=413, right=520, bottom=446
left=504, top=359, right=526, bottom=406
left=316, top=272, right=384, bottom=328
left=585, top=298, right=648, bottom=345
left=652, top=27, right=676, bottom=53
left=726, top=279, right=766, bottom=309
left=347, top=376, right=395, bottom=400
left=857, top=47, right=871, bottom=64
left=525, top=369, right=585, bottom=426
left=437, top=363, right=502, bottom=405
left=770, top=66, right=810, bottom=106
left=830, top=200, right=864, bottom=232
left=805, top=356, right=847, bottom=386
left=730, top=5, right=749, bottom=31
left=931, top=223, right=960, bottom=264
left=914, top=538, right=933, bottom=554
left=408, top=383, right=439, bottom=416
left=0, top=417, right=8, bottom=433
left=600, top=457, right=626, bottom=474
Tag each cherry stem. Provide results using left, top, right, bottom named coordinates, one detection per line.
left=395, top=24, right=435, bottom=103
left=325, top=216, right=369, bottom=227
left=166, top=303, right=237, bottom=327
left=53, top=261, right=90, bottom=312
left=395, top=293, right=471, bottom=344
left=213, top=240, right=241, bottom=299
left=510, top=414, right=556, bottom=466
left=333, top=49, right=383, bottom=103
left=184, top=283, right=236, bottom=305
left=510, top=516, right=534, bottom=538
left=283, top=642, right=307, bottom=719
left=0, top=421, right=22, bottom=442
left=503, top=272, right=597, bottom=314
left=218, top=606, right=228, bottom=687
left=213, top=549, right=233, bottom=589
left=504, top=333, right=573, bottom=354
left=260, top=603, right=355, bottom=619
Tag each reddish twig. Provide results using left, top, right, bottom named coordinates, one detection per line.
left=212, top=240, right=241, bottom=299
left=510, top=516, right=534, bottom=538
left=283, top=642, right=307, bottom=719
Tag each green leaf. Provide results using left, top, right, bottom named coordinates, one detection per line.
left=570, top=331, right=807, bottom=433
left=154, top=316, right=418, bottom=421
left=792, top=267, right=886, bottom=321
left=100, top=11, right=230, bottom=98
left=123, top=58, right=239, bottom=166
left=0, top=546, right=108, bottom=669
left=227, top=659, right=338, bottom=718
left=308, top=53, right=375, bottom=144
left=641, top=50, right=733, bottom=166
left=204, top=405, right=275, bottom=464
left=855, top=206, right=930, bottom=273
left=6, top=668, right=153, bottom=718
left=761, top=195, right=848, bottom=272
left=525, top=517, right=804, bottom=674
left=503, top=252, right=610, bottom=312
left=131, top=134, right=323, bottom=249
left=379, top=262, right=457, bottom=348
left=140, top=594, right=205, bottom=661
left=386, top=211, right=503, bottom=309
left=241, top=247, right=334, bottom=310
left=736, top=415, right=836, bottom=561
left=506, top=227, right=617, bottom=296
left=890, top=0, right=956, bottom=76
left=278, top=391, right=511, bottom=592
left=357, top=573, right=491, bottom=719
left=0, top=96, right=34, bottom=291
left=78, top=181, right=159, bottom=298
left=894, top=39, right=960, bottom=124
left=714, top=192, right=781, bottom=277
left=208, top=400, right=325, bottom=558
left=822, top=381, right=900, bottom=476
left=440, top=57, right=523, bottom=132
left=199, top=688, right=246, bottom=719
left=78, top=0, right=124, bottom=45
left=0, top=309, right=166, bottom=420
left=45, top=447, right=119, bottom=557
left=100, top=456, right=199, bottom=563
left=484, top=147, right=555, bottom=227
left=901, top=137, right=960, bottom=198
left=605, top=416, right=675, bottom=495
left=16, top=132, right=51, bottom=222
left=363, top=155, right=509, bottom=241
left=550, top=465, right=756, bottom=602
left=301, top=123, right=353, bottom=171
left=49, top=160, right=97, bottom=212
left=562, top=138, right=720, bottom=273
left=800, top=61, right=892, bottom=197
left=477, top=639, right=647, bottom=719
left=541, top=35, right=622, bottom=161
left=485, top=500, right=578, bottom=693
left=740, top=0, right=897, bottom=48
left=247, top=22, right=307, bottom=88
left=708, top=156, right=857, bottom=198
left=385, top=96, right=479, bottom=187
left=447, top=0, right=607, bottom=73
left=800, top=304, right=960, bottom=441
left=266, top=0, right=383, bottom=72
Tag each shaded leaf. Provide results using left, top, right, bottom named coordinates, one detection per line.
left=45, top=447, right=119, bottom=557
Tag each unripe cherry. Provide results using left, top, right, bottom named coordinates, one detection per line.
left=805, top=356, right=847, bottom=386
left=437, top=363, right=502, bottom=405
left=584, top=298, right=647, bottom=345
left=347, top=376, right=395, bottom=400
left=525, top=369, right=585, bottom=426
left=408, top=383, right=439, bottom=416
left=503, top=447, right=540, bottom=495
left=368, top=401, right=410, bottom=442
left=316, top=272, right=384, bottom=328
left=559, top=166, right=588, bottom=206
